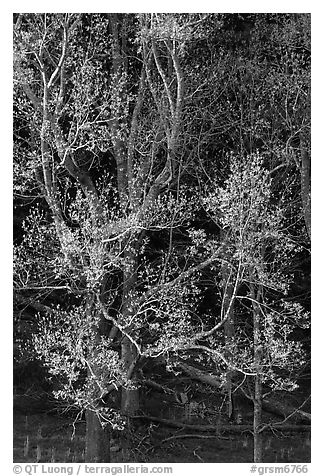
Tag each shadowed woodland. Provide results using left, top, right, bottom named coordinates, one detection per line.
left=13, top=13, right=310, bottom=464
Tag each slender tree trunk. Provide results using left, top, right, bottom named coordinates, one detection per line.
left=221, top=230, right=236, bottom=420
left=299, top=135, right=311, bottom=240
left=251, top=283, right=263, bottom=463
left=121, top=338, right=139, bottom=416
left=118, top=245, right=140, bottom=462
left=121, top=246, right=139, bottom=417
left=253, top=373, right=263, bottom=462
left=222, top=261, right=235, bottom=420
left=84, top=297, right=111, bottom=463
left=110, top=13, right=140, bottom=420
left=85, top=410, right=110, bottom=463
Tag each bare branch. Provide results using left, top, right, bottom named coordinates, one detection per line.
left=186, top=345, right=256, bottom=376
left=48, top=20, right=68, bottom=89
left=97, top=298, right=142, bottom=356
left=127, top=67, right=146, bottom=205
left=152, top=39, right=175, bottom=118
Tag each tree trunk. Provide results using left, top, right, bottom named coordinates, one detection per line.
left=121, top=337, right=139, bottom=416
left=110, top=14, right=139, bottom=420
left=120, top=337, right=138, bottom=462
left=222, top=251, right=235, bottom=420
left=120, top=245, right=139, bottom=417
left=85, top=410, right=110, bottom=463
left=84, top=297, right=112, bottom=463
left=253, top=374, right=263, bottom=462
left=132, top=415, right=310, bottom=433
left=251, top=283, right=263, bottom=463
left=299, top=135, right=311, bottom=240
left=177, top=361, right=222, bottom=387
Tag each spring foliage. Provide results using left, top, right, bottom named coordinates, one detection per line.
left=13, top=14, right=310, bottom=429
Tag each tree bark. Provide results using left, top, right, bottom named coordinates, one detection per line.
left=177, top=361, right=222, bottom=388
left=84, top=295, right=113, bottom=463
left=109, top=14, right=140, bottom=421
left=85, top=410, right=110, bottom=463
left=253, top=374, right=263, bottom=462
left=221, top=238, right=236, bottom=420
left=120, top=247, right=139, bottom=462
left=121, top=338, right=139, bottom=416
left=299, top=135, right=311, bottom=240
left=121, top=246, right=140, bottom=417
left=251, top=283, right=263, bottom=463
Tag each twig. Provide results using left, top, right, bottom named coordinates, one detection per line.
left=193, top=447, right=204, bottom=462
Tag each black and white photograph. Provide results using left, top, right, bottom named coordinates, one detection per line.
left=12, top=5, right=313, bottom=470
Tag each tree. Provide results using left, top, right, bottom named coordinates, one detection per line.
left=13, top=12, right=221, bottom=462
left=13, top=13, right=310, bottom=464
left=187, top=13, right=311, bottom=423
left=207, top=14, right=310, bottom=241
left=203, top=154, right=309, bottom=462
